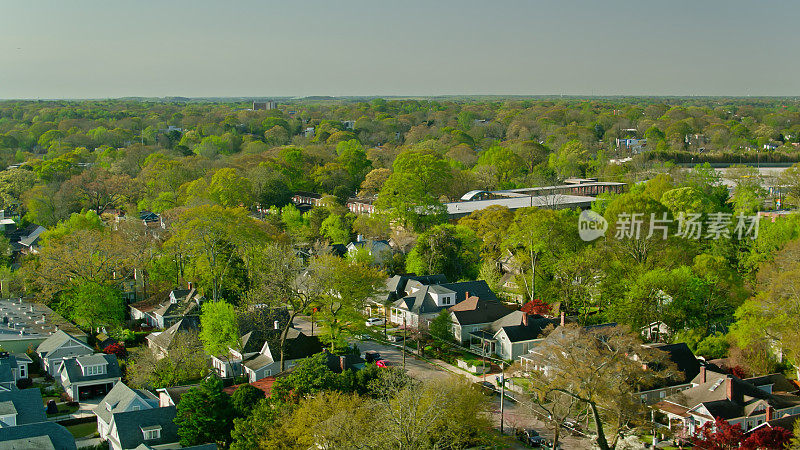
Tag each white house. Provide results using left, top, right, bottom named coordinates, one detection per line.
left=94, top=382, right=159, bottom=441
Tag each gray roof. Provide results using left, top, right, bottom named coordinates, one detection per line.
left=0, top=422, right=76, bottom=450
left=95, top=382, right=158, bottom=424
left=59, top=354, right=121, bottom=385
left=0, top=388, right=47, bottom=425
left=445, top=194, right=596, bottom=217
left=36, top=330, right=90, bottom=357
left=145, top=317, right=199, bottom=351
left=449, top=298, right=511, bottom=326
left=0, top=356, right=16, bottom=384
left=75, top=354, right=109, bottom=366
left=111, top=406, right=179, bottom=449
left=493, top=313, right=557, bottom=343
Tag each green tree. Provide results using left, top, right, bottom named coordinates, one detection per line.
left=175, top=376, right=235, bottom=446
left=231, top=383, right=265, bottom=417
left=405, top=224, right=481, bottom=281
left=428, top=309, right=454, bottom=343
left=59, top=281, right=124, bottom=333
left=199, top=301, right=240, bottom=356
left=312, top=255, right=385, bottom=350
left=208, top=168, right=254, bottom=208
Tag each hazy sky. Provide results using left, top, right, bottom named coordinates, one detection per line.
left=1, top=1, right=798, bottom=98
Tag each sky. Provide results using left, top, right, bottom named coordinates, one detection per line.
left=1, top=0, right=798, bottom=99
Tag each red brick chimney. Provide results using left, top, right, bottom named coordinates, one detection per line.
left=522, top=313, right=528, bottom=326
left=766, top=405, right=774, bottom=421
left=465, top=291, right=470, bottom=300
left=700, top=366, right=706, bottom=383
left=339, top=356, right=346, bottom=373
left=560, top=311, right=565, bottom=327
left=726, top=377, right=734, bottom=401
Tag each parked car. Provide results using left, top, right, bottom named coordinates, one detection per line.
left=375, top=360, right=388, bottom=368
left=365, top=317, right=385, bottom=327
left=517, top=428, right=547, bottom=447
left=364, top=350, right=382, bottom=363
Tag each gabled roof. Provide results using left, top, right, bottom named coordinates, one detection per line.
left=155, top=385, right=196, bottom=407
left=36, top=330, right=91, bottom=356
left=0, top=422, right=76, bottom=450
left=492, top=312, right=557, bottom=343
left=394, top=280, right=500, bottom=317
left=647, top=343, right=701, bottom=385
left=59, top=354, right=121, bottom=385
left=95, top=382, right=158, bottom=425
left=663, top=372, right=800, bottom=421
left=0, top=356, right=17, bottom=384
left=0, top=388, right=46, bottom=425
left=449, top=297, right=511, bottom=326
left=145, top=317, right=200, bottom=351
left=112, top=406, right=179, bottom=449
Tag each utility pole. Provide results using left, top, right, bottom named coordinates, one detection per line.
left=402, top=315, right=407, bottom=370
left=500, top=361, right=505, bottom=435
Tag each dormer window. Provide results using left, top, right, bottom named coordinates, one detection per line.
left=142, top=425, right=162, bottom=440
left=84, top=364, right=106, bottom=376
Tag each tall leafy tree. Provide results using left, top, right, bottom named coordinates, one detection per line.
left=175, top=376, right=235, bottom=446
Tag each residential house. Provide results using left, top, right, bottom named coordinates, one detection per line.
left=55, top=353, right=121, bottom=401
left=156, top=385, right=196, bottom=408
left=211, top=328, right=322, bottom=382
left=389, top=279, right=498, bottom=329
left=145, top=317, right=200, bottom=359
left=95, top=382, right=159, bottom=442
left=0, top=388, right=47, bottom=426
left=635, top=342, right=701, bottom=404
left=36, top=330, right=93, bottom=376
left=0, top=389, right=76, bottom=449
left=472, top=311, right=558, bottom=361
left=641, top=321, right=672, bottom=343
left=0, top=299, right=86, bottom=353
left=656, top=367, right=800, bottom=437
left=106, top=406, right=180, bottom=450
left=129, top=287, right=202, bottom=329
left=0, top=422, right=77, bottom=449
left=368, top=274, right=448, bottom=318
left=616, top=138, right=648, bottom=154
left=346, top=237, right=392, bottom=266
left=322, top=351, right=366, bottom=373
left=448, top=296, right=512, bottom=344
left=0, top=351, right=32, bottom=390
left=2, top=221, right=46, bottom=256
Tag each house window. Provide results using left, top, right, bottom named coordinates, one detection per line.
left=143, top=429, right=161, bottom=440
left=132, top=405, right=140, bottom=411
left=18, top=365, right=25, bottom=378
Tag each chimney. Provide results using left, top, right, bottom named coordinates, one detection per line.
left=726, top=377, right=734, bottom=401
left=522, top=313, right=528, bottom=326
left=187, top=282, right=193, bottom=291
left=465, top=291, right=470, bottom=300
left=560, top=311, right=565, bottom=327
left=339, top=356, right=346, bottom=372
left=700, top=366, right=707, bottom=383
left=274, top=320, right=280, bottom=330
left=766, top=405, right=774, bottom=421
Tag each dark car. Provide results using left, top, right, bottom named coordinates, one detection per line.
left=517, top=428, right=547, bottom=447
left=364, top=350, right=382, bottom=363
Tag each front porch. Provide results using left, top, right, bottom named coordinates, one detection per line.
left=469, top=330, right=497, bottom=357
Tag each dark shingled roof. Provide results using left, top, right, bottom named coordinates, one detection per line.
left=111, top=406, right=179, bottom=450
left=649, top=342, right=701, bottom=385
left=0, top=421, right=76, bottom=450
left=145, top=317, right=200, bottom=351
left=449, top=298, right=511, bottom=326
left=59, top=354, right=121, bottom=384
left=0, top=388, right=47, bottom=425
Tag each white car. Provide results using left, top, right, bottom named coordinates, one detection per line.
left=365, top=317, right=385, bottom=327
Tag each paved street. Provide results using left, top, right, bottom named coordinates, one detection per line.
left=293, top=316, right=591, bottom=448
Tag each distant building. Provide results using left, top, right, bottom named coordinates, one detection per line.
left=342, top=120, right=356, bottom=130
left=0, top=300, right=86, bottom=353
left=303, top=127, right=315, bottom=138
left=129, top=287, right=203, bottom=329
left=253, top=101, right=277, bottom=110
left=0, top=351, right=32, bottom=389
left=616, top=138, right=648, bottom=154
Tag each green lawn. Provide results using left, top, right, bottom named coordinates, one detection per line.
left=46, top=403, right=79, bottom=417
left=66, top=421, right=97, bottom=439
